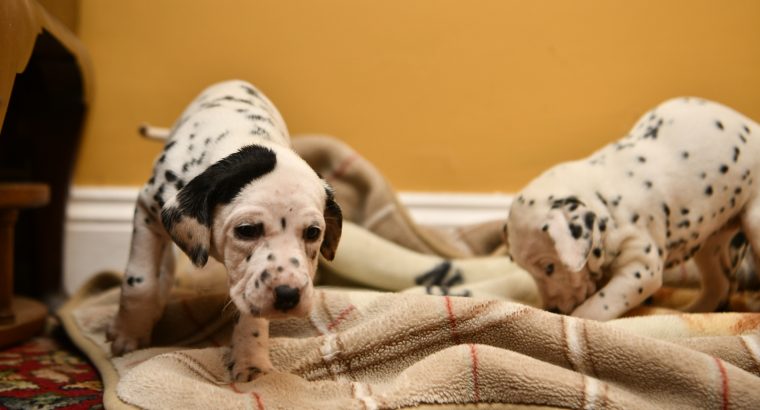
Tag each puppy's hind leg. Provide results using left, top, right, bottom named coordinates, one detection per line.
left=683, top=227, right=741, bottom=312
left=107, top=197, right=172, bottom=356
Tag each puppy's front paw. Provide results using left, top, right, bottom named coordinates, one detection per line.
left=229, top=357, right=274, bottom=382
left=107, top=312, right=153, bottom=356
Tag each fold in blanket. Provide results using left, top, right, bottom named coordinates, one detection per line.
left=59, top=135, right=760, bottom=409
left=293, top=135, right=508, bottom=258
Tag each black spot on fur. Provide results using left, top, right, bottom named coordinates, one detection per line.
left=583, top=212, right=596, bottom=230
left=644, top=180, right=652, bottom=189
left=260, top=270, right=270, bottom=281
left=595, top=192, right=608, bottom=206
left=252, top=331, right=259, bottom=337
left=267, top=253, right=275, bottom=261
left=552, top=196, right=585, bottom=209
left=593, top=248, right=602, bottom=258
left=681, top=208, right=689, bottom=215
left=719, top=164, right=729, bottom=174
left=734, top=147, right=740, bottom=162
left=631, top=213, right=640, bottom=223
left=715, top=120, right=724, bottom=130
left=164, top=140, right=176, bottom=151
left=174, top=145, right=277, bottom=227
left=165, top=170, right=178, bottom=182
left=246, top=254, right=252, bottom=262
left=637, top=156, right=646, bottom=163
left=645, top=245, right=651, bottom=253
left=281, top=218, right=286, bottom=229
left=638, top=287, right=643, bottom=294
left=126, top=276, right=143, bottom=286
left=662, top=203, right=671, bottom=216
left=599, top=219, right=607, bottom=232
left=290, top=257, right=299, bottom=267
left=634, top=272, right=641, bottom=279
left=569, top=224, right=582, bottom=239
left=643, top=118, right=663, bottom=139
left=542, top=224, right=548, bottom=232
left=682, top=151, right=689, bottom=159
left=705, top=185, right=713, bottom=196
left=677, top=220, right=690, bottom=229
left=175, top=180, right=185, bottom=190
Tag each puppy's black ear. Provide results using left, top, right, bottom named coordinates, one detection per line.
left=161, top=145, right=277, bottom=267
left=161, top=202, right=211, bottom=267
left=320, top=183, right=342, bottom=260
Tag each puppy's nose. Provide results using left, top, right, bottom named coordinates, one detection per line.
left=273, top=285, right=300, bottom=312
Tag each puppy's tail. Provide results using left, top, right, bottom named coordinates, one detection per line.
left=138, top=123, right=171, bottom=141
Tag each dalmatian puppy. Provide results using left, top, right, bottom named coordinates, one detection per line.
left=106, top=80, right=343, bottom=382
left=504, top=97, right=757, bottom=321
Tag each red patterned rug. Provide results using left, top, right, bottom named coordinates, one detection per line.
left=0, top=325, right=102, bottom=410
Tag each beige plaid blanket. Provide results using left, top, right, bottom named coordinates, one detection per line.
left=59, top=135, right=760, bottom=409
left=60, top=260, right=760, bottom=410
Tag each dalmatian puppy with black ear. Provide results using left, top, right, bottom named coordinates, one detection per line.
left=106, top=80, right=343, bottom=382
left=504, top=97, right=757, bottom=321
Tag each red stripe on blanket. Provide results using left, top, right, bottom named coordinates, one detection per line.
left=444, top=296, right=459, bottom=344
left=181, top=298, right=221, bottom=347
left=328, top=153, right=359, bottom=180
left=714, top=357, right=730, bottom=410
left=252, top=391, right=265, bottom=410
left=469, top=343, right=480, bottom=402
left=327, top=304, right=357, bottom=332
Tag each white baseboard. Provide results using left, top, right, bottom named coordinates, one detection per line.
left=64, top=186, right=512, bottom=295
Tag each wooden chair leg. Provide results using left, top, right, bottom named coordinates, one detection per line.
left=0, top=184, right=50, bottom=348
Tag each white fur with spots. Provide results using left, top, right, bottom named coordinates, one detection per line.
left=107, top=81, right=342, bottom=382
left=506, top=97, right=756, bottom=320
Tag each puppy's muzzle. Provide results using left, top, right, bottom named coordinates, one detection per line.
left=273, top=285, right=300, bottom=312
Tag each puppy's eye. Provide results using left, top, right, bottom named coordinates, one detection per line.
left=545, top=263, right=555, bottom=276
left=303, top=226, right=321, bottom=241
left=235, top=223, right=264, bottom=240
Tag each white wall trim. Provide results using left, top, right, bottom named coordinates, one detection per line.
left=64, top=186, right=512, bottom=295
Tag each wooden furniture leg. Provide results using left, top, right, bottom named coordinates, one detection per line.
left=0, top=183, right=50, bottom=348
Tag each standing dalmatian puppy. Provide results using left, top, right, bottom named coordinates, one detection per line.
left=107, top=80, right=342, bottom=382
left=504, top=98, right=757, bottom=320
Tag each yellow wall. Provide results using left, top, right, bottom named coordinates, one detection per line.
left=73, top=0, right=760, bottom=192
